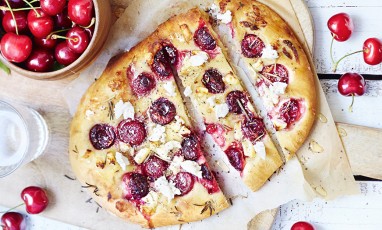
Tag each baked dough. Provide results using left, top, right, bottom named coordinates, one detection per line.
left=215, top=0, right=317, bottom=160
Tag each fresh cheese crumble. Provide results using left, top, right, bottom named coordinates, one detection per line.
left=114, top=100, right=135, bottom=120
left=115, top=152, right=130, bottom=170
left=210, top=4, right=232, bottom=24
left=181, top=160, right=203, bottom=178
left=154, top=176, right=181, bottom=201
left=253, top=141, right=267, bottom=160
left=261, top=44, right=279, bottom=59
left=184, top=86, right=192, bottom=97
left=163, top=81, right=176, bottom=97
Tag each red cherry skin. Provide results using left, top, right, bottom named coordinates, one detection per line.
left=21, top=186, right=49, bottom=214
left=338, top=73, right=366, bottom=96
left=34, top=37, right=57, bottom=50
left=54, top=42, right=80, bottom=66
left=3, top=0, right=25, bottom=8
left=25, top=49, right=55, bottom=72
left=66, top=26, right=90, bottom=54
left=27, top=9, right=54, bottom=38
left=363, top=38, right=382, bottom=65
left=2, top=11, right=28, bottom=33
left=327, top=13, right=354, bottom=42
left=40, top=0, right=66, bottom=16
left=53, top=7, right=72, bottom=29
left=68, top=0, right=94, bottom=27
left=0, top=32, right=32, bottom=63
left=1, top=212, right=26, bottom=230
left=291, top=221, right=315, bottom=230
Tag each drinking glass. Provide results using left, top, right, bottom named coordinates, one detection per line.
left=0, top=100, right=49, bottom=178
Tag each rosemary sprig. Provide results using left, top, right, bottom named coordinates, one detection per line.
left=64, top=174, right=76, bottom=180
left=72, top=145, right=79, bottom=154
left=82, top=182, right=100, bottom=196
left=194, top=201, right=215, bottom=216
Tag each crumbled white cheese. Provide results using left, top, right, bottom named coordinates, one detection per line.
left=168, top=155, right=184, bottom=175
left=85, top=110, right=94, bottom=119
left=119, top=142, right=131, bottom=153
left=270, top=82, right=288, bottom=96
left=171, top=116, right=190, bottom=135
left=156, top=141, right=182, bottom=161
left=272, top=118, right=287, bottom=130
left=215, top=103, right=230, bottom=119
left=163, top=81, right=176, bottom=97
left=134, top=148, right=151, bottom=164
left=180, top=160, right=203, bottom=178
left=154, top=176, right=181, bottom=201
left=242, top=140, right=256, bottom=158
left=184, top=86, right=192, bottom=97
left=188, top=51, right=209, bottom=66
left=261, top=44, right=279, bottom=59
left=261, top=82, right=288, bottom=109
left=115, top=152, right=130, bottom=170
left=142, top=191, right=159, bottom=207
left=207, top=96, right=216, bottom=107
left=253, top=142, right=267, bottom=160
left=209, top=4, right=232, bottom=24
left=114, top=100, right=135, bottom=120
left=148, top=124, right=166, bottom=143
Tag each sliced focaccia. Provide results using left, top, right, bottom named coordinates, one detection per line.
left=213, top=0, right=317, bottom=159
left=154, top=8, right=283, bottom=191
left=69, top=10, right=229, bottom=228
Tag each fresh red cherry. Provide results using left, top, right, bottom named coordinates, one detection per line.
left=68, top=0, right=94, bottom=27
left=21, top=186, right=49, bottom=214
left=27, top=9, right=54, bottom=38
left=34, top=36, right=57, bottom=50
left=54, top=42, right=80, bottom=65
left=40, top=0, right=66, bottom=16
left=66, top=26, right=90, bottom=54
left=53, top=7, right=72, bottom=29
left=0, top=32, right=32, bottom=63
left=291, top=221, right=314, bottom=230
left=1, top=212, right=26, bottom=230
left=3, top=0, right=24, bottom=8
left=338, top=73, right=366, bottom=112
left=363, top=38, right=382, bottom=65
left=25, top=49, right=54, bottom=72
left=327, top=13, right=354, bottom=42
left=2, top=11, right=28, bottom=33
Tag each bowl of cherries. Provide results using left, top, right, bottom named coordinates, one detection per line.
left=0, top=0, right=112, bottom=80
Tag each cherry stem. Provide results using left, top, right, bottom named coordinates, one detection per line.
left=348, top=93, right=355, bottom=113
left=51, top=34, right=78, bottom=42
left=0, top=6, right=41, bottom=11
left=3, top=0, right=18, bottom=35
left=330, top=36, right=335, bottom=65
left=0, top=203, right=24, bottom=213
left=46, top=28, right=70, bottom=39
left=29, top=0, right=39, bottom=3
left=81, top=17, right=96, bottom=29
left=23, top=0, right=40, bottom=17
left=332, top=50, right=364, bottom=72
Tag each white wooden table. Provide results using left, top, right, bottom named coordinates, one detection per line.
left=0, top=0, right=381, bottom=229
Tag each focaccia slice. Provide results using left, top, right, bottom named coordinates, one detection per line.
left=213, top=0, right=317, bottom=159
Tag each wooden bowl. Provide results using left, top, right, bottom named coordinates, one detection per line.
left=0, top=0, right=112, bottom=80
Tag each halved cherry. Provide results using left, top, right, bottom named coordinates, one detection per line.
left=241, top=34, right=265, bottom=58
left=226, top=90, right=249, bottom=114
left=117, top=120, right=146, bottom=146
left=260, top=64, right=289, bottom=84
left=202, top=68, right=226, bottom=94
left=174, top=172, right=195, bottom=195
left=181, top=133, right=200, bottom=161
left=89, top=124, right=116, bottom=150
left=2, top=11, right=28, bottom=33
left=27, top=9, right=54, bottom=38
left=131, top=72, right=156, bottom=97
left=224, top=142, right=245, bottom=171
left=241, top=114, right=266, bottom=143
left=1, top=212, right=26, bottom=230
left=205, top=123, right=226, bottom=148
left=122, top=172, right=150, bottom=200
left=194, top=26, right=216, bottom=51
left=151, top=43, right=178, bottom=80
left=149, top=97, right=176, bottom=125
left=199, top=164, right=220, bottom=194
left=142, top=155, right=168, bottom=179
left=21, top=186, right=49, bottom=214
left=278, top=99, right=301, bottom=127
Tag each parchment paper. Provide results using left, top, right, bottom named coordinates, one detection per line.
left=62, top=0, right=359, bottom=229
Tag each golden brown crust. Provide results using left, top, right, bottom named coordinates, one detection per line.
left=70, top=8, right=229, bottom=228
left=218, top=0, right=317, bottom=159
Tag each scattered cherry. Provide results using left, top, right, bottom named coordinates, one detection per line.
left=174, top=172, right=195, bottom=195
left=363, top=38, right=382, bottom=65
left=338, top=72, right=366, bottom=112
left=241, top=34, right=265, bottom=58
left=0, top=32, right=32, bottom=63
left=68, top=0, right=94, bottom=27
left=149, top=97, right=176, bottom=125
left=181, top=133, right=200, bottom=161
left=202, top=68, right=225, bottom=94
left=327, top=13, right=354, bottom=42
left=291, top=221, right=315, bottom=230
left=21, top=186, right=49, bottom=214
left=117, top=120, right=146, bottom=146
left=27, top=9, right=54, bottom=38
left=241, top=115, right=266, bottom=143
left=224, top=142, right=245, bottom=172
left=131, top=72, right=156, bottom=97
left=40, top=0, right=66, bottom=16
left=1, top=212, right=26, bottom=230
left=194, top=26, right=216, bottom=51
left=89, top=123, right=116, bottom=150
left=123, top=172, right=150, bottom=200
left=142, top=155, right=168, bottom=179
left=25, top=49, right=55, bottom=72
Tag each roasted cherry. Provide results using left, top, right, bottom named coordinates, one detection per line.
left=149, top=97, right=176, bottom=125
left=202, top=68, right=225, bottom=94
left=123, top=172, right=150, bottom=200
left=174, top=172, right=195, bottom=195
left=151, top=44, right=178, bottom=80
left=117, top=120, right=146, bottom=146
left=226, top=90, right=249, bottom=114
left=194, top=26, right=216, bottom=51
left=142, top=155, right=168, bottom=179
left=241, top=115, right=266, bottom=143
left=224, top=143, right=245, bottom=171
left=260, top=64, right=289, bottom=84
left=181, top=134, right=200, bottom=161
left=131, top=72, right=156, bottom=97
left=241, top=34, right=265, bottom=58
left=89, top=124, right=116, bottom=150
left=278, top=99, right=301, bottom=127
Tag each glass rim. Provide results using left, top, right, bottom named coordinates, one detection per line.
left=0, top=100, right=31, bottom=177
